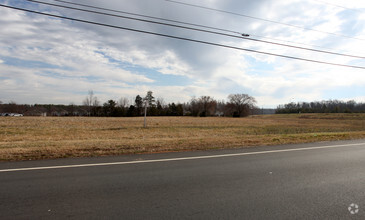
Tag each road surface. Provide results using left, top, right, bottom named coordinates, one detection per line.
left=1, top=140, right=365, bottom=219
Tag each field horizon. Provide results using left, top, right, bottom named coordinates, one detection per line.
left=1, top=113, right=365, bottom=161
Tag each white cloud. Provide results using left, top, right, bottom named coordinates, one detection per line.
left=0, top=0, right=364, bottom=107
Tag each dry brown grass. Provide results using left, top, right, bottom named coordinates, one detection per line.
left=1, top=114, right=365, bottom=161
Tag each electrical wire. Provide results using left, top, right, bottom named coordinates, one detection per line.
left=165, top=0, right=365, bottom=41
left=52, top=0, right=242, bottom=35
left=51, top=0, right=359, bottom=55
left=311, top=0, right=363, bottom=12
left=1, top=4, right=365, bottom=70
left=26, top=0, right=365, bottom=59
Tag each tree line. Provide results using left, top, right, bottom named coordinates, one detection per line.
left=0, top=91, right=258, bottom=117
left=83, top=91, right=257, bottom=117
left=276, top=100, right=365, bottom=114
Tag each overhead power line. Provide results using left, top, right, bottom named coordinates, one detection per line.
left=51, top=0, right=359, bottom=56
left=312, top=0, right=364, bottom=12
left=165, top=0, right=365, bottom=41
left=1, top=4, right=365, bottom=70
left=26, top=0, right=365, bottom=59
left=52, top=0, right=241, bottom=35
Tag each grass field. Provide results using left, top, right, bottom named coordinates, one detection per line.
left=1, top=114, right=365, bottom=161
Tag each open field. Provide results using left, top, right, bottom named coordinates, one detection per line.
left=0, top=114, right=365, bottom=161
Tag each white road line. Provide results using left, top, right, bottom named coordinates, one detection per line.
left=0, top=142, right=364, bottom=173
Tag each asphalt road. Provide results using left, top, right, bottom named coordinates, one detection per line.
left=1, top=140, right=365, bottom=219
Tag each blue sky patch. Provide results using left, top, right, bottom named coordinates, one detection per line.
left=1, top=56, right=71, bottom=70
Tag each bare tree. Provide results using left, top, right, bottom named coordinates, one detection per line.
left=92, top=97, right=100, bottom=107
left=216, top=100, right=226, bottom=116
left=83, top=90, right=93, bottom=107
left=187, top=97, right=199, bottom=116
left=83, top=90, right=99, bottom=116
left=156, top=97, right=165, bottom=107
left=227, top=94, right=256, bottom=117
left=198, top=96, right=217, bottom=117
left=118, top=97, right=129, bottom=108
left=5, top=101, right=19, bottom=113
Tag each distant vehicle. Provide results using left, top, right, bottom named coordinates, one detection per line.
left=0, top=113, right=23, bottom=117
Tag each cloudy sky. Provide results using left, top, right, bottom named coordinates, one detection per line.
left=0, top=0, right=365, bottom=107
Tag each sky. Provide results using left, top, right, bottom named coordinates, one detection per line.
left=0, top=0, right=365, bottom=108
